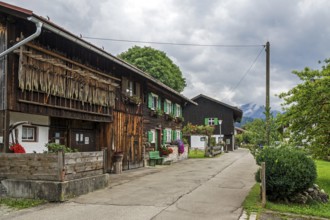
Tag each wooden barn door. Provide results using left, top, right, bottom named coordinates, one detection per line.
left=113, top=111, right=143, bottom=171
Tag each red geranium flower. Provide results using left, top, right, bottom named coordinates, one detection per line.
left=10, top=143, right=26, bottom=153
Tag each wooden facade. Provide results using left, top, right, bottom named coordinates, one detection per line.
left=0, top=2, right=195, bottom=172
left=183, top=94, right=243, bottom=151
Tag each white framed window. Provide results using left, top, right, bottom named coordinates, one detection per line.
left=176, top=130, right=181, bottom=140
left=163, top=128, right=172, bottom=143
left=176, top=104, right=182, bottom=117
left=148, top=129, right=156, bottom=143
left=122, top=77, right=140, bottom=97
left=164, top=99, right=172, bottom=114
left=22, top=126, right=37, bottom=142
left=148, top=93, right=160, bottom=110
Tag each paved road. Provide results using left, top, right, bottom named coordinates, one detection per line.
left=2, top=149, right=258, bottom=220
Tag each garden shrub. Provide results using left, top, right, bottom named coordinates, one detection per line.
left=45, top=143, right=78, bottom=153
left=255, top=146, right=317, bottom=201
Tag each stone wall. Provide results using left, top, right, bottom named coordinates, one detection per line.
left=163, top=145, right=188, bottom=163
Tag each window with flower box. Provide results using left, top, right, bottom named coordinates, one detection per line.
left=175, top=104, right=182, bottom=117
left=164, top=99, right=172, bottom=114
left=163, top=128, right=172, bottom=144
left=148, top=93, right=161, bottom=110
left=122, top=77, right=140, bottom=97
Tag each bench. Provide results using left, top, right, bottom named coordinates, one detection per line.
left=149, top=151, right=164, bottom=166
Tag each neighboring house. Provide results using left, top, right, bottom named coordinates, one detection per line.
left=143, top=81, right=193, bottom=152
left=183, top=94, right=243, bottom=151
left=0, top=2, right=194, bottom=171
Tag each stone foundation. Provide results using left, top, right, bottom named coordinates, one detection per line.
left=163, top=145, right=188, bottom=164
left=1, top=174, right=109, bottom=201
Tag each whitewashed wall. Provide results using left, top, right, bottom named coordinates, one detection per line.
left=9, top=112, right=49, bottom=153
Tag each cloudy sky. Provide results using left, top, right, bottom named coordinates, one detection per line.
left=5, top=0, right=330, bottom=110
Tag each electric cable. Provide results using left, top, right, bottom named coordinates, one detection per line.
left=221, top=46, right=265, bottom=101
left=82, top=36, right=263, bottom=48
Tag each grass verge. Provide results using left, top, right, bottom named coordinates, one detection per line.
left=243, top=160, right=330, bottom=218
left=188, top=149, right=206, bottom=158
left=0, top=198, right=46, bottom=209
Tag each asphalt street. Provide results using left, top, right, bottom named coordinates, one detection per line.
left=1, top=148, right=258, bottom=220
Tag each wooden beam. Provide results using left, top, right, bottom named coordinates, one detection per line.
left=25, top=43, right=121, bottom=82
left=18, top=99, right=112, bottom=118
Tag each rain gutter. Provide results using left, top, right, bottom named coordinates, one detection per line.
left=0, top=17, right=43, bottom=58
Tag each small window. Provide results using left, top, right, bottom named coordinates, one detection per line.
left=148, top=93, right=160, bottom=110
left=205, top=118, right=219, bottom=126
left=122, top=77, right=140, bottom=97
left=176, top=104, right=182, bottom=117
left=22, top=126, right=37, bottom=142
left=166, top=129, right=172, bottom=143
left=176, top=130, right=181, bottom=140
left=148, top=130, right=156, bottom=143
left=165, top=100, right=172, bottom=114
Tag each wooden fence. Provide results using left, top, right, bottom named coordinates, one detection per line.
left=0, top=150, right=106, bottom=182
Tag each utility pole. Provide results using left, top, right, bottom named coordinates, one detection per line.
left=265, top=42, right=270, bottom=146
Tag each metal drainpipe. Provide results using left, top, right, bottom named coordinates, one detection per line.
left=0, top=17, right=43, bottom=58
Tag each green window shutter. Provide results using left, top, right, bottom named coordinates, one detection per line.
left=158, top=98, right=162, bottom=110
left=180, top=131, right=182, bottom=140
left=178, top=105, right=182, bottom=117
left=164, top=101, right=167, bottom=113
left=148, top=131, right=153, bottom=142
left=204, top=118, right=209, bottom=125
left=173, top=104, right=177, bottom=116
left=214, top=118, right=219, bottom=125
left=162, top=129, right=167, bottom=144
left=148, top=93, right=153, bottom=108
left=173, top=130, right=177, bottom=141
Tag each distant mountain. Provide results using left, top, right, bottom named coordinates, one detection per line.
left=236, top=103, right=281, bottom=127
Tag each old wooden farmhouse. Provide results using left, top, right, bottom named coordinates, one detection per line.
left=0, top=2, right=195, bottom=172
left=183, top=94, right=243, bottom=151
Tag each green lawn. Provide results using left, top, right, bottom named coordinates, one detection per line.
left=188, top=149, right=206, bottom=158
left=243, top=160, right=330, bottom=218
left=0, top=198, right=46, bottom=209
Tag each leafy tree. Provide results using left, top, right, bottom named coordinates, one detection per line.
left=278, top=59, right=330, bottom=159
left=118, top=46, right=186, bottom=92
left=237, top=117, right=281, bottom=148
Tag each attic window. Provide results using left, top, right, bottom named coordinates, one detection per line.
left=205, top=118, right=219, bottom=126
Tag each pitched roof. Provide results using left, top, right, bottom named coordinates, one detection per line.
left=0, top=1, right=196, bottom=105
left=192, top=94, right=243, bottom=119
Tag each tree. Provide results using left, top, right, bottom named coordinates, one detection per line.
left=237, top=117, right=281, bottom=147
left=278, top=59, right=330, bottom=159
left=118, top=46, right=186, bottom=92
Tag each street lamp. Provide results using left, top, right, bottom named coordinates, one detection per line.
left=219, top=120, right=223, bottom=151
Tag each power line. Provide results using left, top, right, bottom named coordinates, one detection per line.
left=221, top=46, right=265, bottom=102
left=82, top=36, right=263, bottom=48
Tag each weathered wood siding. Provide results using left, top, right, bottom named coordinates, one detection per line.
left=0, top=151, right=105, bottom=181
left=0, top=153, right=60, bottom=181
left=64, top=151, right=104, bottom=181
left=111, top=111, right=143, bottom=170
left=0, top=21, right=6, bottom=111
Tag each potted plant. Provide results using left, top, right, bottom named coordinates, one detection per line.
left=128, top=95, right=142, bottom=105
left=113, top=151, right=124, bottom=162
left=176, top=116, right=184, bottom=123
left=156, top=109, right=163, bottom=118
left=160, top=145, right=173, bottom=156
